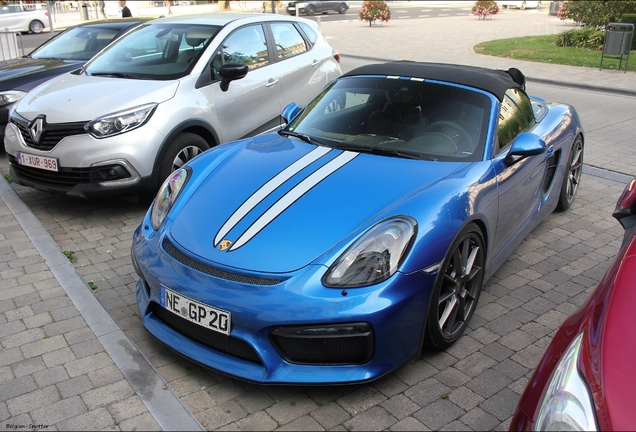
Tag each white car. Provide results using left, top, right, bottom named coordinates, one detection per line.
left=0, top=5, right=49, bottom=34
left=499, top=1, right=542, bottom=9
left=4, top=14, right=342, bottom=198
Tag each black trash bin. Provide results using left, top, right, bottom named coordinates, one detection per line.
left=600, top=23, right=634, bottom=73
left=80, top=2, right=88, bottom=20
left=548, top=1, right=562, bottom=16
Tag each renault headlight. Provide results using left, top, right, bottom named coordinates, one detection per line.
left=150, top=168, right=189, bottom=230
left=85, top=103, right=157, bottom=138
left=0, top=90, right=26, bottom=107
left=534, top=333, right=598, bottom=431
left=323, top=217, right=416, bottom=288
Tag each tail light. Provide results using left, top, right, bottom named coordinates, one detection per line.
left=332, top=48, right=340, bottom=63
left=613, top=178, right=636, bottom=221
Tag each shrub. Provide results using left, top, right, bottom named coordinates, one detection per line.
left=472, top=0, right=499, bottom=19
left=558, top=0, right=636, bottom=28
left=621, top=13, right=636, bottom=49
left=555, top=27, right=605, bottom=50
left=359, top=1, right=391, bottom=26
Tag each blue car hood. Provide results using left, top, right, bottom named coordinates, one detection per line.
left=170, top=137, right=466, bottom=274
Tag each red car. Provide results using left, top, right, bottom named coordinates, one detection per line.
left=510, top=178, right=636, bottom=431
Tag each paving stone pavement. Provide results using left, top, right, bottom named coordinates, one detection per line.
left=2, top=2, right=636, bottom=431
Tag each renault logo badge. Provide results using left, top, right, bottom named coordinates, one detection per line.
left=29, top=115, right=46, bottom=144
left=219, top=240, right=232, bottom=251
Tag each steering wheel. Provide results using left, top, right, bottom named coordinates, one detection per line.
left=426, top=121, right=473, bottom=153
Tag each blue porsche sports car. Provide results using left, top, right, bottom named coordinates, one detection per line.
left=132, top=62, right=584, bottom=384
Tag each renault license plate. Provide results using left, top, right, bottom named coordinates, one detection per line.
left=16, top=152, right=58, bottom=172
left=160, top=285, right=230, bottom=335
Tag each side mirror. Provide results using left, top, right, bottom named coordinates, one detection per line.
left=281, top=102, right=302, bottom=124
left=505, top=132, right=546, bottom=164
left=219, top=63, right=248, bottom=92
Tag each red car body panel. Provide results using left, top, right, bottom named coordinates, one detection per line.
left=511, top=190, right=636, bottom=431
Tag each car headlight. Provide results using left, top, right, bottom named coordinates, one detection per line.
left=534, top=333, right=598, bottom=431
left=85, top=103, right=157, bottom=138
left=323, top=216, right=416, bottom=288
left=0, top=90, right=26, bottom=107
left=150, top=168, right=189, bottom=230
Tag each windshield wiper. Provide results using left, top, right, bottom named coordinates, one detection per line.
left=278, top=130, right=330, bottom=147
left=333, top=144, right=435, bottom=161
left=90, top=72, right=146, bottom=79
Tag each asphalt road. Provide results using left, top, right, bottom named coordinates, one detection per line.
left=18, top=1, right=476, bottom=53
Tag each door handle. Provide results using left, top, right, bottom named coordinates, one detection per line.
left=266, top=78, right=279, bottom=87
left=545, top=146, right=555, bottom=158
left=311, top=59, right=320, bottom=67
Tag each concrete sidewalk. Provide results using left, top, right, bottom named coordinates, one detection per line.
left=2, top=2, right=635, bottom=431
left=0, top=178, right=205, bottom=431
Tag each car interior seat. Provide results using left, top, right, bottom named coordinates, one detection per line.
left=365, top=89, right=428, bottom=141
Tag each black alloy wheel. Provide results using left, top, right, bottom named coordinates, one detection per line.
left=556, top=135, right=583, bottom=211
left=425, top=223, right=485, bottom=349
left=306, top=5, right=316, bottom=15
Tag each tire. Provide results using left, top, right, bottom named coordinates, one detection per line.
left=520, top=1, right=526, bottom=9
left=29, top=20, right=44, bottom=34
left=338, top=3, right=347, bottom=14
left=556, top=135, right=583, bottom=212
left=305, top=5, right=315, bottom=15
left=425, top=223, right=485, bottom=350
left=157, top=132, right=209, bottom=187
left=536, top=1, right=542, bottom=9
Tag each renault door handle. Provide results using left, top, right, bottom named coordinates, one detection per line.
left=311, top=59, right=320, bottom=67
left=266, top=78, right=279, bottom=87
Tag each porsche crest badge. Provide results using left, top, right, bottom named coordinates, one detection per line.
left=219, top=240, right=232, bottom=251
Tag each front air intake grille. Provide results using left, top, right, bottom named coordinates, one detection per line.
left=270, top=323, right=375, bottom=365
left=151, top=302, right=262, bottom=364
left=162, top=237, right=285, bottom=286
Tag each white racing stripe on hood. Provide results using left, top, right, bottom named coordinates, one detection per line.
left=213, top=146, right=332, bottom=247
left=230, top=151, right=359, bottom=251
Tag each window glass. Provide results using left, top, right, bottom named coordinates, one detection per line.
left=506, top=88, right=535, bottom=128
left=496, top=89, right=529, bottom=151
left=298, top=22, right=318, bottom=44
left=271, top=22, right=307, bottom=60
left=31, top=27, right=119, bottom=60
left=85, top=24, right=220, bottom=80
left=220, top=25, right=269, bottom=69
left=288, top=77, right=491, bottom=162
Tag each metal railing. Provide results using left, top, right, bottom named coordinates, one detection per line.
left=0, top=30, right=24, bottom=60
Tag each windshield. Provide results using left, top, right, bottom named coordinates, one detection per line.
left=31, top=26, right=120, bottom=61
left=84, top=23, right=221, bottom=80
left=287, top=77, right=492, bottom=162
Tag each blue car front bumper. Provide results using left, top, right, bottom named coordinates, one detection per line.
left=133, top=224, right=436, bottom=384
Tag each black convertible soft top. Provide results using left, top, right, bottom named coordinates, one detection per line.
left=342, top=61, right=525, bottom=101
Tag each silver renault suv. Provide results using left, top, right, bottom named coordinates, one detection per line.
left=4, top=14, right=341, bottom=198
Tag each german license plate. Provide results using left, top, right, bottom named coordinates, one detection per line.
left=160, top=285, right=231, bottom=335
left=16, top=152, right=58, bottom=172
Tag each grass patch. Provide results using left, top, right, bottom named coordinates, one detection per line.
left=63, top=250, right=77, bottom=262
left=475, top=34, right=636, bottom=72
left=87, top=281, right=98, bottom=291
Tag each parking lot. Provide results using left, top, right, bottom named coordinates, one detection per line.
left=2, top=4, right=636, bottom=430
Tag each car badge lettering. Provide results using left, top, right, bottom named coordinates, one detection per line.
left=219, top=240, right=232, bottom=251
left=29, top=115, right=46, bottom=144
